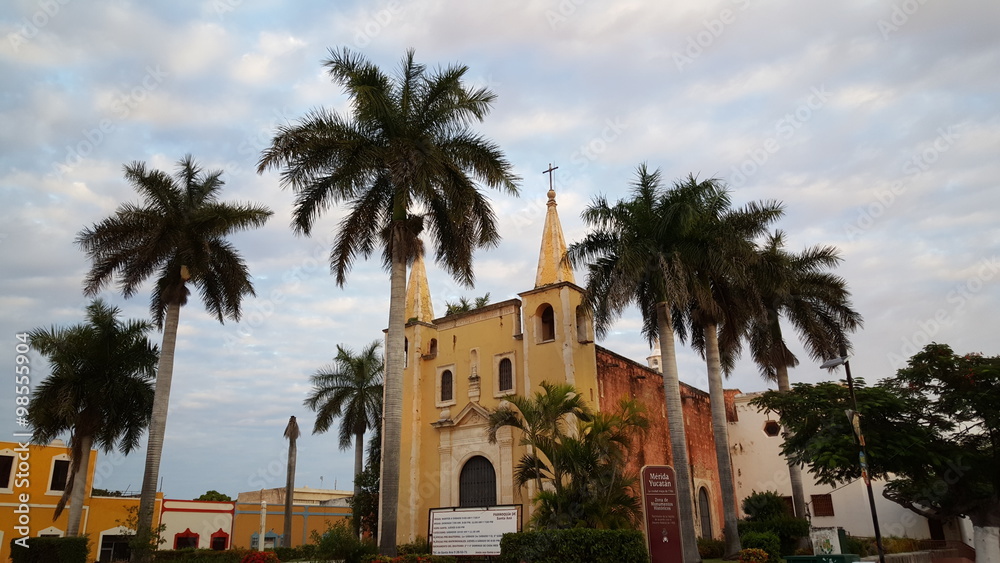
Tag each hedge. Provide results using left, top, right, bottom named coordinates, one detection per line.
left=738, top=516, right=810, bottom=555
left=10, top=536, right=89, bottom=563
left=498, top=528, right=648, bottom=563
left=740, top=531, right=781, bottom=563
left=152, top=548, right=248, bottom=562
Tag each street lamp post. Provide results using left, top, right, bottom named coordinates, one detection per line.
left=820, top=344, right=886, bottom=563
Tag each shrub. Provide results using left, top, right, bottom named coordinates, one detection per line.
left=397, top=536, right=431, bottom=555
left=738, top=516, right=809, bottom=555
left=240, top=552, right=280, bottom=563
left=841, top=534, right=874, bottom=557
left=698, top=537, right=725, bottom=559
left=498, top=528, right=648, bottom=563
left=883, top=536, right=921, bottom=554
left=738, top=547, right=771, bottom=563
left=741, top=491, right=790, bottom=521
left=361, top=556, right=455, bottom=563
left=153, top=548, right=246, bottom=561
left=740, top=531, right=780, bottom=563
left=313, top=519, right=378, bottom=563
left=10, top=536, right=89, bottom=563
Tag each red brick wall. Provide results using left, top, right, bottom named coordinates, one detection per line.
left=595, top=346, right=739, bottom=539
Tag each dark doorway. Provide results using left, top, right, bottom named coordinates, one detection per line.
left=699, top=487, right=712, bottom=538
left=459, top=455, right=497, bottom=507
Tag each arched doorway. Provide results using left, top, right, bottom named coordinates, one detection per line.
left=699, top=487, right=712, bottom=538
left=459, top=455, right=497, bottom=507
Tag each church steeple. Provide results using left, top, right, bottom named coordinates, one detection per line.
left=405, top=252, right=434, bottom=322
left=535, top=164, right=575, bottom=288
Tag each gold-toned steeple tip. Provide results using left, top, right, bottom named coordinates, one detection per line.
left=405, top=252, right=434, bottom=322
left=535, top=163, right=575, bottom=288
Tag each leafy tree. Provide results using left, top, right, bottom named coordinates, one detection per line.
left=445, top=292, right=491, bottom=315
left=195, top=490, right=232, bottom=502
left=305, top=341, right=383, bottom=502
left=745, top=231, right=863, bottom=518
left=258, top=47, right=519, bottom=555
left=283, top=415, right=301, bottom=546
left=488, top=383, right=646, bottom=529
left=27, top=299, right=158, bottom=537
left=76, top=155, right=272, bottom=561
left=566, top=165, right=703, bottom=562
left=751, top=343, right=1000, bottom=563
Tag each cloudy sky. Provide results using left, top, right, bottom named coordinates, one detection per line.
left=2, top=0, right=998, bottom=501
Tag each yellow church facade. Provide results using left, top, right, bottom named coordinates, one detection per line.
left=393, top=187, right=606, bottom=543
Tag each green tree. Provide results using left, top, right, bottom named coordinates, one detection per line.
left=76, top=155, right=272, bottom=561
left=283, top=415, right=301, bottom=547
left=445, top=292, right=491, bottom=315
left=305, top=341, right=384, bottom=502
left=195, top=490, right=232, bottom=502
left=26, top=299, right=158, bottom=537
left=258, top=47, right=519, bottom=554
left=745, top=231, right=863, bottom=518
left=670, top=175, right=783, bottom=557
left=490, top=388, right=647, bottom=529
left=751, top=343, right=1000, bottom=563
left=487, top=381, right=592, bottom=496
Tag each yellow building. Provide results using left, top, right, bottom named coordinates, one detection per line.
left=394, top=186, right=603, bottom=543
left=0, top=439, right=163, bottom=562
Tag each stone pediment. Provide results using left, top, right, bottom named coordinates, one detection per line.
left=431, top=401, right=492, bottom=429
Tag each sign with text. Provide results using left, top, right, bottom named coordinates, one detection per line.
left=641, top=465, right=683, bottom=563
left=429, top=505, right=520, bottom=556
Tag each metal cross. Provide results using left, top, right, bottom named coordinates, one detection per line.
left=542, top=163, right=559, bottom=190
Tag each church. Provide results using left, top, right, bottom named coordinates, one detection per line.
left=393, top=184, right=737, bottom=544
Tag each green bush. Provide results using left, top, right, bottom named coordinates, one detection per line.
left=153, top=548, right=247, bottom=562
left=841, top=535, right=873, bottom=557
left=740, top=531, right=780, bottom=563
left=741, top=491, right=790, bottom=521
left=10, top=536, right=89, bottom=563
left=498, top=528, right=648, bottom=563
left=397, top=536, right=431, bottom=555
left=312, top=519, right=378, bottom=563
left=738, top=516, right=809, bottom=555
left=698, top=537, right=725, bottom=559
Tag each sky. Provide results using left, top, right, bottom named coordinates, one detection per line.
left=1, top=0, right=998, bottom=501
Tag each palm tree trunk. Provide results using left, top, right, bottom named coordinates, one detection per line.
left=657, top=303, right=702, bottom=563
left=378, top=232, right=407, bottom=556
left=133, top=299, right=182, bottom=563
left=354, top=431, right=364, bottom=498
left=704, top=323, right=741, bottom=558
left=775, top=364, right=807, bottom=519
left=284, top=435, right=296, bottom=547
left=66, top=434, right=93, bottom=536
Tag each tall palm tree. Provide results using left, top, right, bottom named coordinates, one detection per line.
left=671, top=176, right=784, bottom=558
left=258, top=47, right=519, bottom=554
left=746, top=231, right=863, bottom=518
left=76, top=156, right=272, bottom=561
left=304, top=341, right=384, bottom=500
left=566, top=165, right=706, bottom=563
left=26, top=299, right=158, bottom=537
left=283, top=416, right=301, bottom=547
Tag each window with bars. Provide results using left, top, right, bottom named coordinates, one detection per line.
left=441, top=370, right=453, bottom=402
left=499, top=358, right=513, bottom=392
left=811, top=494, right=835, bottom=517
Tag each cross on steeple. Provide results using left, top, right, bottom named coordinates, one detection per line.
left=543, top=163, right=559, bottom=191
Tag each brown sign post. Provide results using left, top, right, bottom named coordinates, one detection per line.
left=641, top=465, right=684, bottom=563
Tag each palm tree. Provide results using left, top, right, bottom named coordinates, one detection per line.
left=486, top=381, right=593, bottom=499
left=304, top=341, right=383, bottom=501
left=283, top=416, right=301, bottom=547
left=76, top=156, right=272, bottom=561
left=670, top=176, right=784, bottom=558
left=746, top=231, right=863, bottom=518
left=258, top=47, right=519, bottom=554
left=445, top=292, right=491, bottom=315
left=26, top=299, right=158, bottom=537
left=566, top=165, right=705, bottom=563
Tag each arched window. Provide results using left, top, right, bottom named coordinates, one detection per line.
left=459, top=456, right=497, bottom=508
left=699, top=487, right=712, bottom=538
left=428, top=338, right=438, bottom=357
left=441, top=370, right=453, bottom=402
left=575, top=305, right=592, bottom=342
left=498, top=358, right=513, bottom=392
left=538, top=304, right=555, bottom=342
left=174, top=528, right=199, bottom=550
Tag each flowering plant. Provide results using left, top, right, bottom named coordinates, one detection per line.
left=738, top=547, right=771, bottom=563
left=241, top=551, right=281, bottom=563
